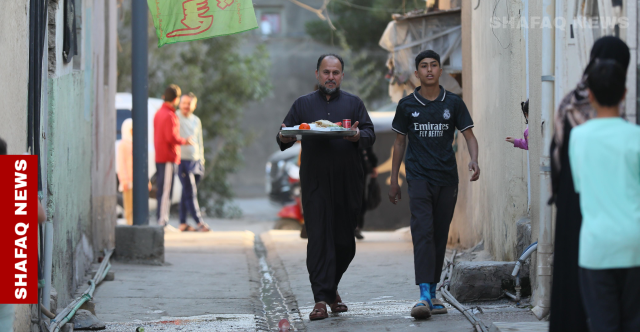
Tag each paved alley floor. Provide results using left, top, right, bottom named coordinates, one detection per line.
left=93, top=198, right=541, bottom=331
left=93, top=230, right=261, bottom=331
left=261, top=230, right=540, bottom=332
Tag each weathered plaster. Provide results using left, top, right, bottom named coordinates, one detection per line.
left=0, top=0, right=29, bottom=154
left=90, top=0, right=117, bottom=254
left=47, top=70, right=94, bottom=307
left=453, top=0, right=529, bottom=261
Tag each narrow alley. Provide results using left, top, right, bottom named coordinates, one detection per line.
left=90, top=199, right=541, bottom=332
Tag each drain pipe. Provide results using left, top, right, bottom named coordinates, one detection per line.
left=532, top=0, right=555, bottom=320
left=48, top=249, right=113, bottom=332
left=42, top=221, right=54, bottom=316
left=438, top=251, right=489, bottom=332
left=505, top=242, right=538, bottom=304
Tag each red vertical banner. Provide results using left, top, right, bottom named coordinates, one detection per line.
left=0, top=156, right=38, bottom=304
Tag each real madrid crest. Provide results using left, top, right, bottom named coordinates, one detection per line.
left=443, top=109, right=451, bottom=120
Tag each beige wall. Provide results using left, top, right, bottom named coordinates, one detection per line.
left=0, top=0, right=29, bottom=154
left=90, top=0, right=118, bottom=256
left=449, top=0, right=481, bottom=249
left=452, top=0, right=529, bottom=261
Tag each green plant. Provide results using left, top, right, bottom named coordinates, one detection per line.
left=117, top=4, right=271, bottom=218
left=303, top=0, right=424, bottom=109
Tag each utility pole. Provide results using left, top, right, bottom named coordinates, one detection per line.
left=132, top=0, right=149, bottom=225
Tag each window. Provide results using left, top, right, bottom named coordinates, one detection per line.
left=260, top=13, right=281, bottom=36
left=63, top=0, right=78, bottom=63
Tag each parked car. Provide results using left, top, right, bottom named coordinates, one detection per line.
left=115, top=93, right=182, bottom=217
left=264, top=104, right=397, bottom=206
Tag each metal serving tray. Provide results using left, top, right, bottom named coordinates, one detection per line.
left=280, top=129, right=357, bottom=137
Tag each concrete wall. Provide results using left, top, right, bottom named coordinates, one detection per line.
left=449, top=0, right=482, bottom=249
left=1, top=1, right=38, bottom=331
left=453, top=0, right=529, bottom=261
left=47, top=69, right=95, bottom=306
left=90, top=0, right=118, bottom=255
left=44, top=0, right=117, bottom=309
left=46, top=0, right=94, bottom=309
left=231, top=0, right=341, bottom=197
left=0, top=0, right=29, bottom=154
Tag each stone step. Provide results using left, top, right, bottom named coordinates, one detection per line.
left=490, top=321, right=549, bottom=332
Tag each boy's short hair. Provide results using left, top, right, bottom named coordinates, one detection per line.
left=0, top=137, right=6, bottom=155
left=163, top=84, right=181, bottom=102
left=587, top=59, right=627, bottom=107
left=415, top=50, right=441, bottom=70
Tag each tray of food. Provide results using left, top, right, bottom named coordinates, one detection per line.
left=280, top=120, right=357, bottom=137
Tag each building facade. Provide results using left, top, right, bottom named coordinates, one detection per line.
left=456, top=0, right=638, bottom=317
left=0, top=0, right=117, bottom=330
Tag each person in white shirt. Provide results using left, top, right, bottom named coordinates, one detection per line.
left=177, top=93, right=208, bottom=232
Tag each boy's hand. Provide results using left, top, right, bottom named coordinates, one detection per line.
left=388, top=182, right=401, bottom=204
left=505, top=137, right=515, bottom=144
left=469, top=161, right=480, bottom=181
left=38, top=200, right=47, bottom=224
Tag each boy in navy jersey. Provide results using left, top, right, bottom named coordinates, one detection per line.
left=388, top=50, right=480, bottom=319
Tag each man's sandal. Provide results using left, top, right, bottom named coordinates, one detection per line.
left=410, top=301, right=432, bottom=320
left=309, top=302, right=329, bottom=321
left=179, top=224, right=196, bottom=232
left=431, top=298, right=448, bottom=315
left=330, top=292, right=348, bottom=313
left=197, top=223, right=210, bottom=232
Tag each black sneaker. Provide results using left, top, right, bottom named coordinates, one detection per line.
left=354, top=228, right=364, bottom=240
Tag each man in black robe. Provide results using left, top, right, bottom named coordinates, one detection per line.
left=276, top=54, right=375, bottom=321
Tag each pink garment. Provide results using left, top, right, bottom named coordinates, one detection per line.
left=117, top=119, right=133, bottom=192
left=513, top=126, right=528, bottom=150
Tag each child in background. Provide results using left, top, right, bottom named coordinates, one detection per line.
left=569, top=60, right=640, bottom=332
left=0, top=137, right=13, bottom=332
left=506, top=100, right=529, bottom=150
left=117, top=119, right=134, bottom=225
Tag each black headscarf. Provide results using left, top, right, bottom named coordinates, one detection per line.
left=550, top=36, right=630, bottom=203
left=583, top=36, right=630, bottom=75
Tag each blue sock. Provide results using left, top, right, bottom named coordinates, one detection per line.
left=430, top=282, right=444, bottom=309
left=417, top=283, right=433, bottom=309
left=430, top=282, right=437, bottom=298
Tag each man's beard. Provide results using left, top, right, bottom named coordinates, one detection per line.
left=319, top=81, right=340, bottom=95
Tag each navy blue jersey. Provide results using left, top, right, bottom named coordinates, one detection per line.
left=392, top=86, right=473, bottom=186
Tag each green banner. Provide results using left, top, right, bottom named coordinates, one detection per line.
left=147, top=0, right=258, bottom=47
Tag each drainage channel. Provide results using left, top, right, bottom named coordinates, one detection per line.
left=254, top=235, right=305, bottom=332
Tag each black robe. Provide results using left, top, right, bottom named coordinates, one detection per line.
left=276, top=89, right=375, bottom=304
left=548, top=117, right=588, bottom=331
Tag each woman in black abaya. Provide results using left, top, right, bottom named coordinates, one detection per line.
left=548, top=36, right=630, bottom=331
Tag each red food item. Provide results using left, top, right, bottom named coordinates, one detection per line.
left=335, top=122, right=342, bottom=127
left=299, top=123, right=310, bottom=130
